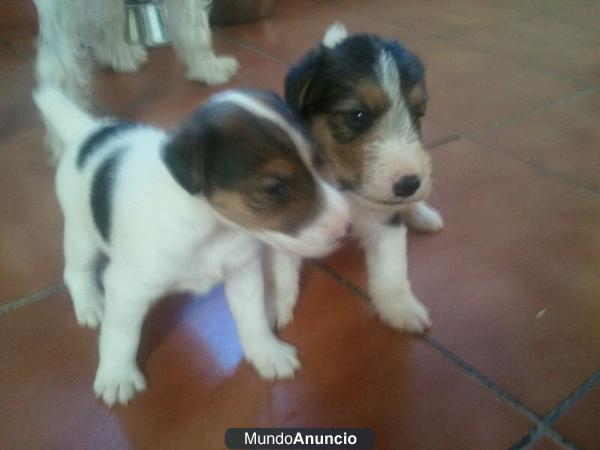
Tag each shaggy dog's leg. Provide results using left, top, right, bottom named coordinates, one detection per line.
left=34, top=0, right=94, bottom=104
left=92, top=0, right=148, bottom=72
left=164, top=0, right=238, bottom=85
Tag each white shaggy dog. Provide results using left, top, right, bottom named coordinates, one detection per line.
left=33, top=86, right=350, bottom=406
left=34, top=0, right=239, bottom=105
left=277, top=23, right=444, bottom=334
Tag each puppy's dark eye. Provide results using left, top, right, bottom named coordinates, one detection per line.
left=414, top=103, right=426, bottom=118
left=262, top=179, right=289, bottom=200
left=344, top=110, right=373, bottom=131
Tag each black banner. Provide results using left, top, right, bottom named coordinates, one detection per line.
left=225, top=428, right=375, bottom=449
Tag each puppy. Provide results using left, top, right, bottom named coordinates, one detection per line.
left=279, top=23, right=444, bottom=333
left=33, top=87, right=350, bottom=406
left=34, top=0, right=238, bottom=105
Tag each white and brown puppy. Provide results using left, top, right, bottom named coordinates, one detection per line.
left=33, top=87, right=350, bottom=406
left=34, top=0, right=238, bottom=105
left=281, top=23, right=444, bottom=333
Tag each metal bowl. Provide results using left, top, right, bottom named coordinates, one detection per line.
left=125, top=0, right=170, bottom=47
left=210, top=0, right=277, bottom=25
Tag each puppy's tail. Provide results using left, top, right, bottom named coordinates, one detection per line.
left=33, top=87, right=97, bottom=160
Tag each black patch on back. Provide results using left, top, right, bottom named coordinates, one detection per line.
left=386, top=211, right=404, bottom=227
left=78, top=121, right=137, bottom=168
left=91, top=152, right=122, bottom=242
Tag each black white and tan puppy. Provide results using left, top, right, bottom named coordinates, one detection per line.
left=33, top=87, right=351, bottom=406
left=279, top=23, right=444, bottom=333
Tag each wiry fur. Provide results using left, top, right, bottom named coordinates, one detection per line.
left=33, top=87, right=350, bottom=406
left=33, top=0, right=239, bottom=106
left=281, top=23, right=445, bottom=334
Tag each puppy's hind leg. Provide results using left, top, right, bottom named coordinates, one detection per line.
left=92, top=0, right=148, bottom=72
left=163, top=0, right=238, bottom=85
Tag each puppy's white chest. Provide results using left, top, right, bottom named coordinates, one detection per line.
left=173, top=231, right=256, bottom=295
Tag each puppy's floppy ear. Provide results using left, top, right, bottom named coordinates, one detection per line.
left=408, top=82, right=428, bottom=116
left=162, top=118, right=207, bottom=194
left=400, top=49, right=428, bottom=116
left=285, top=48, right=325, bottom=117
left=407, top=56, right=428, bottom=116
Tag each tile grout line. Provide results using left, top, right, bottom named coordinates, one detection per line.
left=0, top=283, right=65, bottom=316
left=421, top=335, right=545, bottom=425
left=311, top=261, right=547, bottom=425
left=463, top=133, right=600, bottom=197
left=466, top=86, right=599, bottom=135
left=425, top=133, right=462, bottom=151
left=315, top=262, right=595, bottom=450
left=510, top=369, right=600, bottom=450
left=214, top=31, right=292, bottom=67
left=424, top=10, right=597, bottom=90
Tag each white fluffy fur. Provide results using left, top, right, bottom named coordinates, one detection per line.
left=33, top=87, right=349, bottom=406
left=33, top=0, right=239, bottom=106
left=322, top=21, right=348, bottom=49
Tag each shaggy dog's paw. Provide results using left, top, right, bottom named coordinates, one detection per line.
left=187, top=55, right=239, bottom=85
left=98, top=44, right=148, bottom=73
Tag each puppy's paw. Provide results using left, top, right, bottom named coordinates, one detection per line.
left=74, top=300, right=104, bottom=330
left=246, top=339, right=300, bottom=380
left=376, top=296, right=432, bottom=334
left=93, top=364, right=147, bottom=407
left=405, top=203, right=444, bottom=233
left=187, top=56, right=239, bottom=85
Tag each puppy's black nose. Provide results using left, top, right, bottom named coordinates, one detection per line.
left=393, top=175, right=421, bottom=198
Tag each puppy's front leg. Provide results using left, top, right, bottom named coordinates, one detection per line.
left=93, top=267, right=152, bottom=406
left=402, top=201, right=444, bottom=233
left=263, top=248, right=302, bottom=330
left=225, top=259, right=300, bottom=380
left=365, top=224, right=431, bottom=333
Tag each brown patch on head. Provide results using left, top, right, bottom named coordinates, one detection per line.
left=164, top=92, right=321, bottom=234
left=308, top=79, right=390, bottom=190
left=355, top=81, right=391, bottom=113
left=311, top=116, right=367, bottom=189
left=406, top=83, right=427, bottom=117
left=209, top=155, right=318, bottom=234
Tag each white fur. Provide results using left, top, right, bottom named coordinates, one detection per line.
left=33, top=0, right=238, bottom=107
left=33, top=87, right=349, bottom=406
left=323, top=22, right=348, bottom=49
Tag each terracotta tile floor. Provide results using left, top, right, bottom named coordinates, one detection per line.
left=0, top=1, right=598, bottom=449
